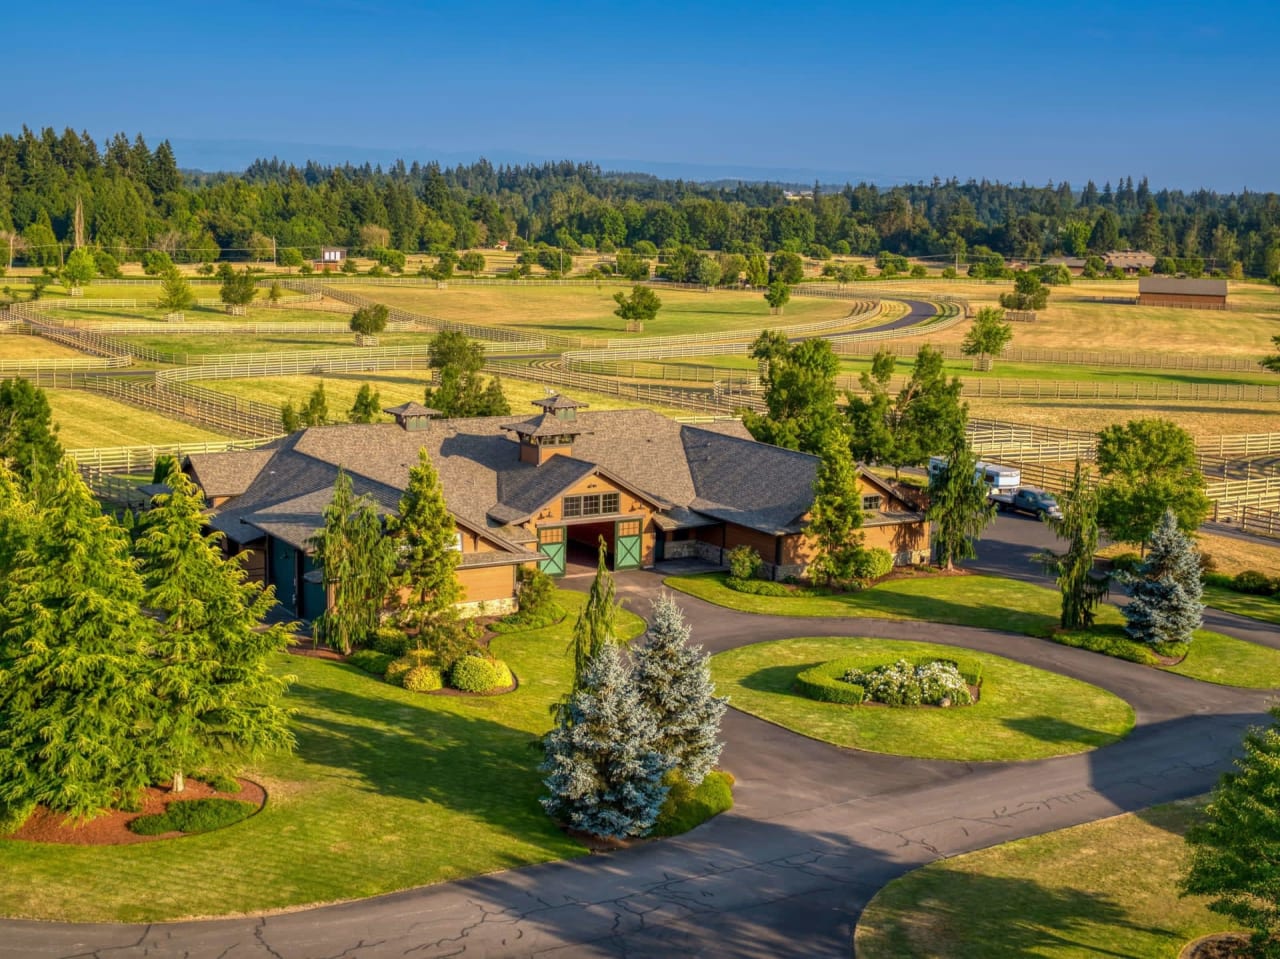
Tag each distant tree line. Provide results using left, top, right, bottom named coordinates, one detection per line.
left=1, top=126, right=1279, bottom=278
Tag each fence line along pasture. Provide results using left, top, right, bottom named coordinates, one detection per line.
left=948, top=377, right=1280, bottom=403
left=80, top=377, right=282, bottom=439
left=600, top=300, right=882, bottom=351
left=830, top=339, right=1269, bottom=373
left=68, top=436, right=282, bottom=475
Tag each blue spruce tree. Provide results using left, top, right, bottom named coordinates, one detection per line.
left=633, top=593, right=727, bottom=786
left=1123, top=509, right=1204, bottom=647
left=541, top=642, right=672, bottom=838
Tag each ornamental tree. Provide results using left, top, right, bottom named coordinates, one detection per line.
left=764, top=280, right=791, bottom=314
left=632, top=594, right=726, bottom=786
left=0, top=463, right=156, bottom=818
left=926, top=439, right=996, bottom=571
left=541, top=641, right=672, bottom=839
left=1121, top=509, right=1204, bottom=647
left=569, top=538, right=621, bottom=695
left=134, top=464, right=295, bottom=792
left=612, top=284, right=662, bottom=328
left=309, top=469, right=396, bottom=654
left=1183, top=704, right=1280, bottom=957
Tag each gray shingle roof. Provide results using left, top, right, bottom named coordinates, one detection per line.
left=1139, top=277, right=1228, bottom=296
left=682, top=427, right=818, bottom=534
left=185, top=448, right=277, bottom=498
left=384, top=401, right=442, bottom=418
left=501, top=412, right=594, bottom=439
left=532, top=394, right=588, bottom=412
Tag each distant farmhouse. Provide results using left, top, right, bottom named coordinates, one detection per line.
left=1137, top=276, right=1229, bottom=310
left=185, top=399, right=930, bottom=621
left=1044, top=250, right=1156, bottom=276
left=314, top=246, right=347, bottom=271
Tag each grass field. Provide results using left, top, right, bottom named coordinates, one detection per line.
left=855, top=799, right=1229, bottom=959
left=964, top=397, right=1280, bottom=438
left=46, top=390, right=226, bottom=448
left=9, top=283, right=307, bottom=302
left=0, top=334, right=93, bottom=360
left=667, top=573, right=1280, bottom=688
left=339, top=283, right=859, bottom=338
left=709, top=637, right=1134, bottom=761
left=1201, top=585, right=1280, bottom=626
left=1193, top=533, right=1280, bottom=578
left=0, top=591, right=648, bottom=922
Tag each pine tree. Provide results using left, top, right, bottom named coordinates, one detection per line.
left=281, top=401, right=301, bottom=433
left=300, top=383, right=329, bottom=427
left=571, top=538, right=620, bottom=692
left=0, top=463, right=156, bottom=817
left=348, top=383, right=382, bottom=424
left=478, top=374, right=510, bottom=415
left=632, top=594, right=726, bottom=785
left=541, top=642, right=672, bottom=838
left=1040, top=460, right=1107, bottom=629
left=389, top=449, right=471, bottom=665
left=156, top=265, right=194, bottom=312
left=133, top=465, right=295, bottom=792
left=310, top=469, right=395, bottom=653
left=1122, top=509, right=1204, bottom=647
left=0, top=377, right=63, bottom=491
left=926, top=439, right=996, bottom=571
left=1182, top=703, right=1280, bottom=957
left=807, top=439, right=865, bottom=587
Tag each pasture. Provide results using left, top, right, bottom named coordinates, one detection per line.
left=46, top=390, right=226, bottom=448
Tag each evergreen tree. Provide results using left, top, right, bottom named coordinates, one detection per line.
left=0, top=463, right=155, bottom=818
left=478, top=374, right=511, bottom=415
left=280, top=401, right=301, bottom=433
left=0, top=377, right=63, bottom=490
left=1040, top=460, right=1107, bottom=630
left=541, top=642, right=672, bottom=839
left=1183, top=703, right=1280, bottom=958
left=570, top=538, right=621, bottom=694
left=807, top=440, right=866, bottom=587
left=632, top=594, right=726, bottom=786
left=926, top=439, right=996, bottom=571
left=1122, top=509, right=1204, bottom=647
left=309, top=469, right=395, bottom=653
left=300, top=382, right=329, bottom=427
left=134, top=464, right=295, bottom=792
left=348, top=383, right=382, bottom=423
left=888, top=346, right=967, bottom=475
left=389, top=449, right=471, bottom=665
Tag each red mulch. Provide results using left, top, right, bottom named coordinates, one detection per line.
left=1183, top=933, right=1253, bottom=959
left=3, top=778, right=266, bottom=846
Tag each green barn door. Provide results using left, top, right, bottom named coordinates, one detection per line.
left=270, top=540, right=297, bottom=613
left=615, top=519, right=642, bottom=570
left=539, top=526, right=566, bottom=576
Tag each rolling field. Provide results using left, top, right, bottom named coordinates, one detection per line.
left=0, top=334, right=93, bottom=360
left=337, top=283, right=859, bottom=338
left=46, top=390, right=226, bottom=448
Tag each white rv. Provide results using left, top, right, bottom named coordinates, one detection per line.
left=927, top=457, right=1021, bottom=493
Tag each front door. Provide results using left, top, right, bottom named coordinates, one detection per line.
left=538, top=525, right=566, bottom=576
left=614, top=519, right=643, bottom=570
left=270, top=539, right=297, bottom=613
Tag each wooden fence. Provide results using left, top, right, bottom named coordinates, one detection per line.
left=68, top=437, right=281, bottom=474
left=486, top=360, right=758, bottom=414
left=829, top=340, right=1269, bottom=373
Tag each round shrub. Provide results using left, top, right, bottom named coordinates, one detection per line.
left=852, top=547, right=894, bottom=582
left=370, top=626, right=410, bottom=656
left=402, top=664, right=444, bottom=693
left=128, top=798, right=256, bottom=836
left=727, top=545, right=762, bottom=581
left=347, top=649, right=394, bottom=676
left=1233, top=569, right=1277, bottom=596
left=385, top=648, right=436, bottom=685
left=449, top=655, right=513, bottom=692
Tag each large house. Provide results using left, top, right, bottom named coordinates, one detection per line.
left=185, top=397, right=930, bottom=620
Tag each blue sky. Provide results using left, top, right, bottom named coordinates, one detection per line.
left=5, top=0, right=1277, bottom=190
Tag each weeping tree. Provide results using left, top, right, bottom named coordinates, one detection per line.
left=134, top=464, right=295, bottom=792
left=926, top=439, right=996, bottom=571
left=1122, top=509, right=1204, bottom=648
left=310, top=469, right=396, bottom=654
left=1039, top=460, right=1108, bottom=630
left=632, top=594, right=726, bottom=786
left=541, top=641, right=672, bottom=839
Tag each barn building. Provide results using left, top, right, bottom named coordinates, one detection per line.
left=1137, top=277, right=1228, bottom=309
left=185, top=398, right=930, bottom=621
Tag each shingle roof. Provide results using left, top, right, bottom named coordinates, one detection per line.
left=185, top=448, right=277, bottom=498
left=531, top=394, right=588, bottom=412
left=1139, top=277, right=1228, bottom=296
left=682, top=427, right=817, bottom=534
left=501, top=412, right=594, bottom=439
left=383, top=401, right=442, bottom=418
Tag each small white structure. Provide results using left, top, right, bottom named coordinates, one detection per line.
left=928, top=457, right=1021, bottom=492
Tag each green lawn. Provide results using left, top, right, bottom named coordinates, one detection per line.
left=855, top=800, right=1233, bottom=958
left=1204, top=584, right=1280, bottom=627
left=669, top=573, right=1280, bottom=688
left=47, top=390, right=227, bottom=448
left=0, top=591, right=646, bottom=922
left=710, top=637, right=1133, bottom=761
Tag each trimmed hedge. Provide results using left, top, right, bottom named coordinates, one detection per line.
left=386, top=648, right=438, bottom=685
left=795, top=654, right=983, bottom=706
left=127, top=798, right=257, bottom=836
left=1053, top=627, right=1184, bottom=665
left=651, top=770, right=735, bottom=837
left=490, top=604, right=567, bottom=633
left=450, top=655, right=514, bottom=692
left=1233, top=570, right=1278, bottom=596
left=726, top=576, right=790, bottom=597
left=402, top=664, right=444, bottom=692
left=348, top=650, right=394, bottom=676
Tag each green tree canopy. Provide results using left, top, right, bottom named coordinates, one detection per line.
left=961, top=306, right=1014, bottom=368
left=219, top=267, right=257, bottom=309
left=348, top=383, right=382, bottom=423
left=743, top=333, right=847, bottom=455
left=0, top=377, right=63, bottom=491
left=300, top=382, right=329, bottom=427
left=883, top=346, right=967, bottom=475
left=1039, top=460, right=1107, bottom=629
left=1121, top=509, right=1204, bottom=647
left=156, top=265, right=195, bottom=312
left=927, top=439, right=996, bottom=571
left=1262, top=334, right=1280, bottom=373
left=349, top=303, right=389, bottom=336
left=806, top=440, right=866, bottom=587
left=612, top=285, right=662, bottom=326
left=1096, top=418, right=1211, bottom=549
left=764, top=280, right=791, bottom=314
left=998, top=271, right=1050, bottom=311
left=844, top=349, right=898, bottom=466
left=61, top=247, right=96, bottom=291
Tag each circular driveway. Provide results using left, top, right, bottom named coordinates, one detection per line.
left=1, top=517, right=1272, bottom=958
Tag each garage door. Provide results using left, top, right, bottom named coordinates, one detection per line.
left=615, top=519, right=642, bottom=570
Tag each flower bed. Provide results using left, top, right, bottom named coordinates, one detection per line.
left=795, top=654, right=983, bottom=707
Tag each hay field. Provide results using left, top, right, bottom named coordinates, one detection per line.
left=965, top=396, right=1280, bottom=438
left=339, top=283, right=856, bottom=338
left=0, top=334, right=92, bottom=360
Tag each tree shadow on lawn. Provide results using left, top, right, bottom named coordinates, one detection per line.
left=858, top=866, right=1173, bottom=958
left=736, top=663, right=816, bottom=695
left=1001, top=715, right=1123, bottom=749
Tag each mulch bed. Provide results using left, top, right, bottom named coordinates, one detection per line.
left=2, top=778, right=266, bottom=846
left=1182, top=933, right=1253, bottom=959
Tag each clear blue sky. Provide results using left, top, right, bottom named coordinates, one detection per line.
left=5, top=0, right=1277, bottom=191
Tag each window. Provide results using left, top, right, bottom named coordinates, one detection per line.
left=539, top=526, right=564, bottom=544
left=449, top=532, right=462, bottom=552
left=562, top=492, right=620, bottom=518
left=862, top=495, right=883, bottom=512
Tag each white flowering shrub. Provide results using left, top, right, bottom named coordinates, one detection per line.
left=842, top=659, right=973, bottom=707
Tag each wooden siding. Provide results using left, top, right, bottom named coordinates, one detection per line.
left=1138, top=292, right=1227, bottom=310
left=457, top=564, right=517, bottom=605
left=525, top=471, right=658, bottom=567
